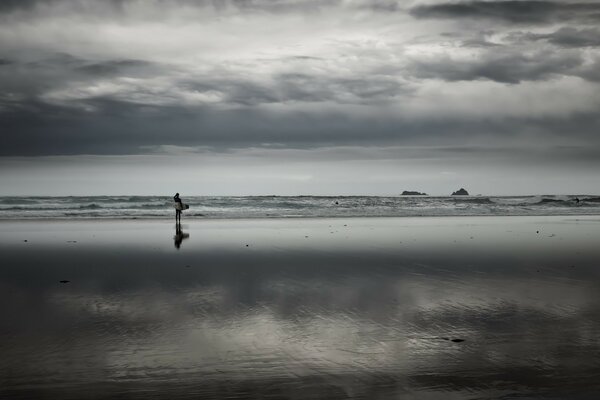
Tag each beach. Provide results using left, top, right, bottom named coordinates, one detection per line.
left=1, top=216, right=599, bottom=399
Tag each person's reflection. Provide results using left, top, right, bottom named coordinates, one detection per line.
left=174, top=223, right=190, bottom=249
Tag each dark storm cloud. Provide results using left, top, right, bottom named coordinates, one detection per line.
left=76, top=59, right=154, bottom=76
left=0, top=0, right=345, bottom=15
left=1, top=45, right=409, bottom=113
left=577, top=58, right=600, bottom=81
left=0, top=0, right=599, bottom=161
left=3, top=87, right=600, bottom=157
left=0, top=53, right=156, bottom=83
left=0, top=0, right=46, bottom=11
left=410, top=50, right=583, bottom=83
left=517, top=27, right=600, bottom=47
left=0, top=53, right=165, bottom=118
left=0, top=0, right=134, bottom=19
left=0, top=98, right=405, bottom=156
left=410, top=1, right=600, bottom=24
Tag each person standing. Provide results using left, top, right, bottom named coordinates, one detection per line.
left=174, top=192, right=183, bottom=223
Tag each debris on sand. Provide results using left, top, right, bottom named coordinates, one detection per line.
left=441, top=337, right=465, bottom=343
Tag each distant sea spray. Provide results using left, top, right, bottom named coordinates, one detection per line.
left=0, top=195, right=599, bottom=220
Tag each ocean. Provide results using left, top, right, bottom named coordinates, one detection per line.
left=0, top=194, right=598, bottom=219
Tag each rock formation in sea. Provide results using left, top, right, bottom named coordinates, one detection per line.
left=451, top=188, right=469, bottom=196
left=401, top=191, right=428, bottom=195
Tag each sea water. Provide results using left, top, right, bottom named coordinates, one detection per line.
left=0, top=195, right=599, bottom=219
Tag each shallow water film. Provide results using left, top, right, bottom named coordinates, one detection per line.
left=1, top=217, right=600, bottom=399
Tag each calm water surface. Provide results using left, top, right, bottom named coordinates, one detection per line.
left=1, top=217, right=599, bottom=399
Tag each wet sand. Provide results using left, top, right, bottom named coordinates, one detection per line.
left=1, top=216, right=600, bottom=399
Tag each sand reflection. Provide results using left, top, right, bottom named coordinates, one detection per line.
left=1, top=217, right=600, bottom=399
left=173, top=223, right=190, bottom=249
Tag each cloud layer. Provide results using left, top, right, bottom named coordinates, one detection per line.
left=0, top=1, right=599, bottom=194
left=0, top=0, right=598, bottom=156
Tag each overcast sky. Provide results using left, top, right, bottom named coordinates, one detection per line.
left=1, top=0, right=599, bottom=195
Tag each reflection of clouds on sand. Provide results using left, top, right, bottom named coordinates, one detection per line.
left=5, top=281, right=600, bottom=397
left=28, top=269, right=600, bottom=394
left=2, top=217, right=600, bottom=398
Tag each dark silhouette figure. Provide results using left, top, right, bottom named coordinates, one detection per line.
left=174, top=222, right=189, bottom=249
left=575, top=197, right=580, bottom=204
left=174, top=192, right=183, bottom=223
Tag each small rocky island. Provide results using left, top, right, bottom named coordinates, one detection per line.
left=451, top=188, right=469, bottom=196
left=401, top=191, right=428, bottom=196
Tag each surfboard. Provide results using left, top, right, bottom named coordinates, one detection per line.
left=174, top=203, right=189, bottom=211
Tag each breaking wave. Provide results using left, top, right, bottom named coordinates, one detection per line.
left=0, top=195, right=598, bottom=220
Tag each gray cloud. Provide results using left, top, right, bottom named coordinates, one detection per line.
left=3, top=89, right=600, bottom=157
left=410, top=1, right=600, bottom=24
left=0, top=0, right=598, bottom=187
left=519, top=27, right=600, bottom=47
left=409, top=49, right=583, bottom=83
left=0, top=0, right=385, bottom=17
left=0, top=0, right=46, bottom=11
left=577, top=58, right=600, bottom=82
left=0, top=51, right=410, bottom=123
left=75, top=59, right=155, bottom=76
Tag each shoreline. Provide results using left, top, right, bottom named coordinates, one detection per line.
left=1, top=212, right=600, bottom=222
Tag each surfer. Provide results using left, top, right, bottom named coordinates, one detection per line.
left=174, top=193, right=183, bottom=223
